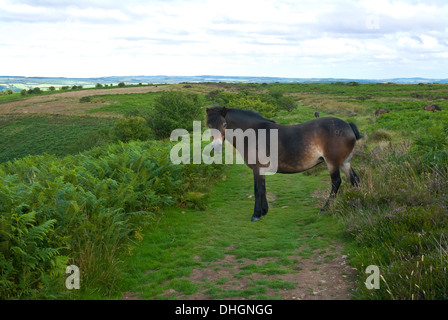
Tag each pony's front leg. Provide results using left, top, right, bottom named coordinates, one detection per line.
left=252, top=170, right=268, bottom=222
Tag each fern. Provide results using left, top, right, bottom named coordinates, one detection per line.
left=0, top=138, right=224, bottom=298
left=0, top=211, right=65, bottom=298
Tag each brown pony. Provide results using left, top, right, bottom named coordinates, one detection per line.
left=423, top=104, right=442, bottom=112
left=375, top=108, right=389, bottom=116
left=206, top=106, right=363, bottom=222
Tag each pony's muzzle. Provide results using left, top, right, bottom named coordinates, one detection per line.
left=211, top=137, right=223, bottom=154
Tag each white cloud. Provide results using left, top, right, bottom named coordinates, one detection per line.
left=0, top=0, right=448, bottom=78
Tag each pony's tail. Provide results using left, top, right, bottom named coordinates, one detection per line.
left=349, top=122, right=364, bottom=140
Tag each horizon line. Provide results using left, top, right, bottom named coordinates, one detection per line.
left=1, top=74, right=447, bottom=81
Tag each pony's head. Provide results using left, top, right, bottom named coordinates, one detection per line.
left=206, top=106, right=228, bottom=153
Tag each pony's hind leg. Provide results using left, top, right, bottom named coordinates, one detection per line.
left=350, top=167, right=360, bottom=187
left=319, top=168, right=342, bottom=214
left=340, top=161, right=360, bottom=187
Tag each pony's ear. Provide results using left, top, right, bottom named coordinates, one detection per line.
left=206, top=107, right=210, bottom=112
left=221, top=107, right=227, bottom=117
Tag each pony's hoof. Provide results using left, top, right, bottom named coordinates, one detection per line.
left=318, top=209, right=326, bottom=215
left=251, top=216, right=260, bottom=222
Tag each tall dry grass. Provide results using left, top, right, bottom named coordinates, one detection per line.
left=333, top=136, right=448, bottom=299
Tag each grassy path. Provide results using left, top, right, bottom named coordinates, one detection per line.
left=117, top=164, right=356, bottom=300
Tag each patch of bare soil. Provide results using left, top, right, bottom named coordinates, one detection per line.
left=132, top=244, right=356, bottom=301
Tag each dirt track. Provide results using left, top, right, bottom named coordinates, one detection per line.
left=167, top=246, right=354, bottom=300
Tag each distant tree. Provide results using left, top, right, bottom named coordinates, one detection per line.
left=5, top=89, right=13, bottom=95
left=20, top=89, right=27, bottom=96
left=32, top=87, right=42, bottom=94
left=95, top=83, right=103, bottom=88
left=118, top=82, right=125, bottom=87
left=278, top=95, right=297, bottom=112
left=49, top=86, right=55, bottom=91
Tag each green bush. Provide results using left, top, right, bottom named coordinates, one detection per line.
left=367, top=130, right=393, bottom=143
left=149, top=91, right=204, bottom=139
left=208, top=90, right=235, bottom=105
left=411, top=124, right=448, bottom=171
left=205, top=89, right=224, bottom=102
left=79, top=96, right=91, bottom=103
left=227, top=97, right=277, bottom=118
left=207, top=90, right=281, bottom=118
left=111, top=116, right=152, bottom=142
left=0, top=210, right=66, bottom=299
left=32, top=87, right=42, bottom=94
left=277, top=95, right=297, bottom=112
left=0, top=140, right=223, bottom=298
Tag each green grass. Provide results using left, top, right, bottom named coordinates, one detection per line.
left=0, top=92, right=24, bottom=104
left=112, top=163, right=345, bottom=300
left=86, top=92, right=162, bottom=115
left=0, top=115, right=112, bottom=163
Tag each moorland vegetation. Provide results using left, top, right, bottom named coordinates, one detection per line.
left=0, top=81, right=447, bottom=299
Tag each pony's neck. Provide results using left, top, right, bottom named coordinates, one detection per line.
left=225, top=108, right=255, bottom=131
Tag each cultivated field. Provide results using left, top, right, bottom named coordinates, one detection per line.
left=1, top=82, right=447, bottom=300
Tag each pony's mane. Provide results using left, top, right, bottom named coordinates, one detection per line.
left=207, top=106, right=275, bottom=124
left=233, top=108, right=276, bottom=124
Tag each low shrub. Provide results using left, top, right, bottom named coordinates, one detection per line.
left=79, top=96, right=91, bottom=103
left=0, top=139, right=223, bottom=298
left=148, top=91, right=204, bottom=139
left=367, top=130, right=393, bottom=143
left=227, top=97, right=277, bottom=118
left=110, top=116, right=152, bottom=142
left=333, top=137, right=448, bottom=300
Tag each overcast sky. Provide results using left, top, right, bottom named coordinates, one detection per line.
left=1, top=0, right=447, bottom=79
